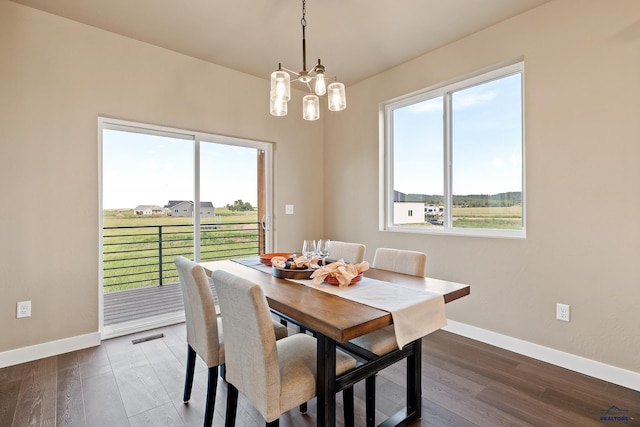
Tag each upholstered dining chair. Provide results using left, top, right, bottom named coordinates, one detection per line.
left=212, top=269, right=357, bottom=427
left=327, top=241, right=366, bottom=264
left=348, top=248, right=427, bottom=427
left=371, top=247, right=427, bottom=277
left=174, top=256, right=288, bottom=427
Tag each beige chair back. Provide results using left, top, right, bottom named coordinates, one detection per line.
left=328, top=240, right=366, bottom=264
left=372, top=248, right=427, bottom=277
left=213, top=270, right=282, bottom=421
left=175, top=256, right=223, bottom=367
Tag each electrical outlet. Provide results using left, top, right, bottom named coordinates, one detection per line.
left=556, top=303, right=570, bottom=322
left=17, top=301, right=31, bottom=318
left=285, top=204, right=294, bottom=215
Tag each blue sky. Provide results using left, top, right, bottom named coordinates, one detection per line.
left=393, top=73, right=522, bottom=196
left=103, top=74, right=521, bottom=209
left=102, top=130, right=257, bottom=209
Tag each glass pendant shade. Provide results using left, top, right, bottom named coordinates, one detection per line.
left=270, top=97, right=288, bottom=116
left=314, top=72, right=326, bottom=96
left=270, top=70, right=291, bottom=101
left=328, top=82, right=346, bottom=111
left=302, top=94, right=320, bottom=120
left=269, top=0, right=347, bottom=120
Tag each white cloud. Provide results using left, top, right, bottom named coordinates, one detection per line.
left=453, top=91, right=497, bottom=109
left=407, top=99, right=442, bottom=113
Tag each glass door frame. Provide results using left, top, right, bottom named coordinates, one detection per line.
left=98, top=117, right=274, bottom=338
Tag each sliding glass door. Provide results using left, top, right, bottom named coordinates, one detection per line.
left=99, top=118, right=273, bottom=336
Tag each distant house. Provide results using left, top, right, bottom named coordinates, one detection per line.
left=133, top=205, right=163, bottom=216
left=164, top=200, right=215, bottom=217
left=393, top=202, right=425, bottom=225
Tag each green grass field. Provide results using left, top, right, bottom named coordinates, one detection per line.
left=411, top=205, right=522, bottom=229
left=452, top=205, right=522, bottom=229
left=103, top=207, right=257, bottom=226
left=103, top=208, right=260, bottom=292
left=103, top=205, right=521, bottom=292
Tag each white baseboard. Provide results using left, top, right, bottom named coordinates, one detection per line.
left=101, top=311, right=185, bottom=340
left=443, top=320, right=640, bottom=392
left=0, top=332, right=101, bottom=369
left=0, top=312, right=186, bottom=368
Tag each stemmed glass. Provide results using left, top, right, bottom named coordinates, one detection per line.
left=302, top=239, right=316, bottom=269
left=317, top=239, right=331, bottom=266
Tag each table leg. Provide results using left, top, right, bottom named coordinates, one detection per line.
left=406, top=338, right=422, bottom=419
left=316, top=333, right=337, bottom=427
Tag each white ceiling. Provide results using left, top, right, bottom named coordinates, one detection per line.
left=10, top=0, right=550, bottom=85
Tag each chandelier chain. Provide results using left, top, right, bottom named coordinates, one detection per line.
left=301, top=0, right=308, bottom=72
left=301, top=0, right=307, bottom=28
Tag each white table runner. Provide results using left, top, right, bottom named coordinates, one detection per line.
left=289, top=277, right=446, bottom=349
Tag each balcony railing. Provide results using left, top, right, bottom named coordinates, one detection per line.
left=103, top=222, right=261, bottom=291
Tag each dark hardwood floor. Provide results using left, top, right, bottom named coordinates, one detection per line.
left=1, top=324, right=638, bottom=426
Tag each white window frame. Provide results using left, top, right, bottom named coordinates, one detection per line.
left=380, top=62, right=526, bottom=238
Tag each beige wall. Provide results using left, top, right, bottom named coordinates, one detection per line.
left=1, top=0, right=638, bottom=377
left=0, top=1, right=325, bottom=352
left=325, top=0, right=640, bottom=373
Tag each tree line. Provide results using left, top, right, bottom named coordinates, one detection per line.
left=404, top=192, right=522, bottom=208
left=225, top=199, right=254, bottom=211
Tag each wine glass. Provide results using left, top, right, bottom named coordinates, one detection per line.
left=317, top=239, right=331, bottom=265
left=302, top=239, right=316, bottom=269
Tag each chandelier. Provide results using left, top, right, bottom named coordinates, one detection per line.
left=270, top=0, right=346, bottom=120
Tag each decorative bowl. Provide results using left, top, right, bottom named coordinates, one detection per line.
left=324, top=273, right=363, bottom=286
left=259, top=253, right=293, bottom=267
left=272, top=266, right=314, bottom=280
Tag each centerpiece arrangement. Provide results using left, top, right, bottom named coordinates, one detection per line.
left=267, top=239, right=369, bottom=285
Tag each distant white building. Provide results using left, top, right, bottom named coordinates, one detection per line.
left=164, top=200, right=215, bottom=217
left=393, top=202, right=425, bottom=224
left=133, top=205, right=163, bottom=215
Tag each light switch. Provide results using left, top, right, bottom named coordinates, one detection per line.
left=285, top=204, right=294, bottom=215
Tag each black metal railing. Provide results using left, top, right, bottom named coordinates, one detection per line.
left=103, top=222, right=261, bottom=291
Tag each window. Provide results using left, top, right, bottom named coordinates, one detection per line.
left=383, top=62, right=525, bottom=238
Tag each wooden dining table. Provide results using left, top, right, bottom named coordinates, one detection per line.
left=200, top=258, right=470, bottom=427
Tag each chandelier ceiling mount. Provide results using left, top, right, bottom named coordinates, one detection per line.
left=270, top=0, right=346, bottom=120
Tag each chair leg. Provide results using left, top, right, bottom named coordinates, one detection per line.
left=204, top=366, right=219, bottom=427
left=365, top=375, right=376, bottom=427
left=220, top=364, right=226, bottom=381
left=343, top=386, right=354, bottom=427
left=279, top=318, right=288, bottom=327
left=225, top=383, right=239, bottom=427
left=299, top=402, right=307, bottom=414
left=184, top=344, right=197, bottom=403
left=266, top=420, right=279, bottom=427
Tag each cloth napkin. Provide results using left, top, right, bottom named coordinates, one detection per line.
left=309, top=260, right=370, bottom=286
